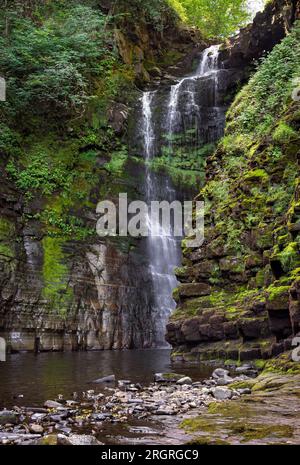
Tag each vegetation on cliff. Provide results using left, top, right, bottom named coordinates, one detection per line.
left=169, top=20, right=300, bottom=363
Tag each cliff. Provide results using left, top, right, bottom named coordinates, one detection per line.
left=0, top=0, right=203, bottom=351
left=167, top=10, right=300, bottom=364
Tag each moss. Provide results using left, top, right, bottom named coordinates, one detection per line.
left=172, top=287, right=180, bottom=303
left=0, top=217, right=15, bottom=259
left=42, top=237, right=73, bottom=317
left=229, top=422, right=293, bottom=441
left=262, top=353, right=300, bottom=375
left=186, top=437, right=230, bottom=445
left=254, top=359, right=267, bottom=370
left=273, top=122, right=299, bottom=145
left=275, top=242, right=300, bottom=273
left=266, top=284, right=290, bottom=301
left=181, top=417, right=218, bottom=433
left=104, top=147, right=128, bottom=174
left=243, top=169, right=269, bottom=183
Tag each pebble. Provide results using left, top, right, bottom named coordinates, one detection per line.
left=177, top=376, right=193, bottom=385
left=29, top=424, right=44, bottom=434
left=0, top=369, right=254, bottom=445
left=44, top=400, right=63, bottom=409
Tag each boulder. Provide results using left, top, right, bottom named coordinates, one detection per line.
left=179, top=283, right=211, bottom=298
left=0, top=411, right=18, bottom=426
left=212, top=387, right=233, bottom=400
left=58, top=434, right=102, bottom=445
left=154, top=373, right=185, bottom=383
left=44, top=400, right=64, bottom=409
left=92, top=374, right=116, bottom=384
left=212, top=368, right=229, bottom=379
left=29, top=424, right=44, bottom=434
left=176, top=376, right=193, bottom=385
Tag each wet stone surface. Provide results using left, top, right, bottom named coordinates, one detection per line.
left=0, top=369, right=254, bottom=445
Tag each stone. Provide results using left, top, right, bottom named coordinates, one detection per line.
left=92, top=374, right=116, bottom=384
left=31, top=413, right=47, bottom=421
left=239, top=318, right=271, bottom=339
left=29, top=423, right=44, bottom=434
left=212, top=368, right=230, bottom=379
left=235, top=364, right=252, bottom=373
left=223, top=321, right=239, bottom=339
left=44, top=400, right=64, bottom=409
left=179, top=283, right=211, bottom=298
left=237, top=388, right=252, bottom=395
left=0, top=411, right=18, bottom=425
left=176, top=377, right=193, bottom=385
left=31, top=434, right=58, bottom=445
left=57, top=434, right=102, bottom=446
left=154, top=373, right=185, bottom=383
left=216, top=375, right=234, bottom=386
left=181, top=318, right=201, bottom=342
left=212, top=387, right=233, bottom=400
left=118, top=380, right=131, bottom=387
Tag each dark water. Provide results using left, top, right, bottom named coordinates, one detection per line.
left=0, top=350, right=212, bottom=408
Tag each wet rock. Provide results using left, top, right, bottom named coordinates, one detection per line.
left=154, top=373, right=185, bottom=383
left=0, top=411, right=18, bottom=426
left=55, top=425, right=72, bottom=435
left=91, top=413, right=112, bottom=421
left=31, top=413, right=47, bottom=422
left=29, top=423, right=44, bottom=434
left=155, top=408, right=177, bottom=416
left=179, top=283, right=211, bottom=298
left=44, top=400, right=64, bottom=409
left=177, top=377, right=193, bottom=385
left=212, top=387, right=233, bottom=400
left=237, top=388, right=252, bottom=395
left=235, top=364, right=252, bottom=373
left=215, top=375, right=234, bottom=386
left=212, top=368, right=229, bottom=379
left=118, top=380, right=131, bottom=387
left=30, top=434, right=58, bottom=445
left=58, top=434, right=102, bottom=445
left=92, top=374, right=116, bottom=384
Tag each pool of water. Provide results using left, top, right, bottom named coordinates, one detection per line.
left=0, top=350, right=213, bottom=408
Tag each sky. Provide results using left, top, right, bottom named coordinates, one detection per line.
left=247, top=0, right=266, bottom=17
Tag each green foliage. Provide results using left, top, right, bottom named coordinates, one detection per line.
left=273, top=122, right=299, bottom=145
left=0, top=2, right=118, bottom=121
left=230, top=23, right=300, bottom=135
left=6, top=151, right=73, bottom=196
left=116, top=0, right=178, bottom=32
left=169, top=0, right=250, bottom=38
left=104, top=147, right=128, bottom=174
left=0, top=217, right=15, bottom=260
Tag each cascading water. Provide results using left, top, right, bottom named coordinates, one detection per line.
left=141, top=45, right=223, bottom=347
left=142, top=91, right=181, bottom=347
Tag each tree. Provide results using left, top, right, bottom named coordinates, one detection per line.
left=170, top=0, right=251, bottom=38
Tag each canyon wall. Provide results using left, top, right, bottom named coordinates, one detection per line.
left=167, top=2, right=300, bottom=363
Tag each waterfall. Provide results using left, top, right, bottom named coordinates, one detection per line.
left=141, top=91, right=181, bottom=347
left=167, top=45, right=221, bottom=140
left=140, top=45, right=222, bottom=347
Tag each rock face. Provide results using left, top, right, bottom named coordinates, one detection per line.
left=221, top=0, right=300, bottom=70
left=1, top=0, right=299, bottom=354
left=167, top=4, right=300, bottom=363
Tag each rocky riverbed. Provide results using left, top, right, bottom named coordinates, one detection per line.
left=0, top=365, right=257, bottom=445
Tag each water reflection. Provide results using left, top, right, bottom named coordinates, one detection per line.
left=0, top=350, right=212, bottom=408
